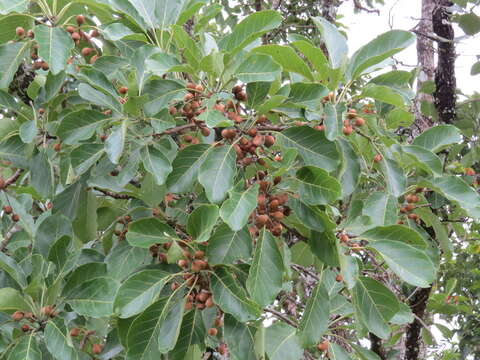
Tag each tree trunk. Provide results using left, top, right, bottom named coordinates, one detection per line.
left=433, top=0, right=456, bottom=124
left=405, top=287, right=432, bottom=360
left=412, top=0, right=436, bottom=137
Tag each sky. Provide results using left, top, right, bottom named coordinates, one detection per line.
left=340, top=0, right=480, bottom=96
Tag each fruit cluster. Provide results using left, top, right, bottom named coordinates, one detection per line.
left=248, top=174, right=290, bottom=237
left=66, top=15, right=100, bottom=64
left=70, top=328, right=104, bottom=355
left=2, top=204, right=19, bottom=222
left=399, top=188, right=423, bottom=221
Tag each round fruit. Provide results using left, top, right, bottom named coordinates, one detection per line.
left=21, top=324, right=30, bottom=332
left=3, top=205, right=13, bottom=214
left=119, top=86, right=128, bottom=95
left=264, top=135, right=275, bottom=147
left=354, top=117, right=365, bottom=127
left=178, top=259, right=189, bottom=268
left=11, top=214, right=20, bottom=222
left=41, top=306, right=54, bottom=317
left=70, top=328, right=80, bottom=337
left=71, top=32, right=81, bottom=41
left=194, top=250, right=205, bottom=259
left=408, top=213, right=419, bottom=220
left=66, top=26, right=75, bottom=33
left=89, top=55, right=98, bottom=64
left=12, top=311, right=24, bottom=321
left=53, top=143, right=61, bottom=152
left=81, top=47, right=93, bottom=56
left=343, top=126, right=353, bottom=136
left=201, top=127, right=211, bottom=137
left=15, top=27, right=25, bottom=37
left=335, top=274, right=343, bottom=282
left=195, top=84, right=204, bottom=92
left=317, top=340, right=329, bottom=351
left=339, top=234, right=349, bottom=243
left=92, top=344, right=103, bottom=355
left=205, top=297, right=214, bottom=308
left=42, top=62, right=49, bottom=71
left=373, top=154, right=382, bottom=163
left=27, top=30, right=34, bottom=38
left=346, top=109, right=357, bottom=119
left=208, top=328, right=218, bottom=336
left=76, top=15, right=85, bottom=26
left=465, top=167, right=476, bottom=176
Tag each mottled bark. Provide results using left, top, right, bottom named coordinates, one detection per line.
left=412, top=0, right=436, bottom=137
left=369, top=333, right=387, bottom=360
left=405, top=287, right=432, bottom=360
left=433, top=0, right=456, bottom=124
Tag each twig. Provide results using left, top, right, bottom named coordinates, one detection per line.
left=155, top=123, right=198, bottom=137
left=291, top=264, right=319, bottom=281
left=257, top=125, right=287, bottom=132
left=91, top=187, right=133, bottom=200
left=264, top=308, right=298, bottom=328
left=353, top=0, right=380, bottom=14
left=3, top=169, right=24, bottom=188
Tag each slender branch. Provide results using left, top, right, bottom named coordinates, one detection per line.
left=353, top=0, right=380, bottom=14
left=91, top=187, right=133, bottom=200
left=2, top=169, right=25, bottom=189
left=155, top=124, right=198, bottom=137
left=291, top=264, right=319, bottom=281
left=264, top=308, right=298, bottom=328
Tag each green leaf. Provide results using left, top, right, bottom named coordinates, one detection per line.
left=235, top=53, right=282, bottom=83
left=125, top=294, right=184, bottom=359
left=48, top=235, right=76, bottom=275
left=36, top=213, right=72, bottom=258
left=142, top=145, right=173, bottom=186
left=309, top=231, right=340, bottom=267
left=362, top=192, right=398, bottom=228
left=106, top=242, right=150, bottom=281
left=77, top=67, right=119, bottom=99
left=412, top=125, right=462, bottom=152
left=57, top=110, right=109, bottom=145
left=351, top=344, right=382, bottom=360
left=71, top=144, right=105, bottom=176
left=170, top=309, right=206, bottom=359
left=143, top=79, right=186, bottom=115
left=380, top=158, right=406, bottom=197
left=113, top=269, right=169, bottom=319
left=207, top=224, right=252, bottom=265
left=0, top=0, right=29, bottom=14
left=44, top=319, right=80, bottom=360
left=360, top=225, right=428, bottom=250
left=362, top=84, right=405, bottom=107
left=145, top=52, right=181, bottom=76
left=106, top=122, right=127, bottom=164
left=0, top=252, right=27, bottom=288
left=265, top=322, right=303, bottom=360
left=187, top=204, right=219, bottom=242
left=220, top=184, right=259, bottom=231
left=291, top=39, right=329, bottom=78
left=224, top=314, right=257, bottom=360
left=127, top=0, right=188, bottom=31
left=67, top=277, right=120, bottom=318
left=101, top=23, right=135, bottom=41
left=0, top=288, right=32, bottom=312
left=288, top=82, right=329, bottom=108
left=78, top=83, right=122, bottom=113
left=35, top=25, right=74, bottom=75
left=348, top=30, right=415, bottom=79
left=415, top=207, right=452, bottom=259
left=289, top=199, right=336, bottom=232
left=426, top=176, right=480, bottom=220
left=352, top=276, right=399, bottom=339
left=166, top=144, right=210, bottom=193
left=329, top=343, right=352, bottom=360
left=246, top=81, right=270, bottom=107
left=277, top=126, right=340, bottom=172
left=30, top=150, right=53, bottom=198
left=7, top=334, right=41, bottom=360
left=458, top=12, right=480, bottom=35
left=338, top=138, right=361, bottom=197
left=198, top=145, right=237, bottom=203
left=211, top=266, right=261, bottom=322
left=252, top=44, right=313, bottom=80
left=219, top=10, right=282, bottom=54
left=386, top=108, right=414, bottom=128
left=312, top=17, right=348, bottom=68
left=246, top=229, right=284, bottom=307
left=126, top=218, right=178, bottom=248
left=295, top=166, right=342, bottom=205
left=400, top=145, right=443, bottom=175
left=324, top=102, right=343, bottom=141
left=19, top=121, right=36, bottom=143
left=298, top=283, right=329, bottom=347
left=0, top=41, right=30, bottom=89
left=368, top=240, right=435, bottom=287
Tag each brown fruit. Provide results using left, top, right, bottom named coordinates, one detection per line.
left=415, top=187, right=424, bottom=193
left=12, top=311, right=24, bottom=321
left=205, top=296, right=214, bottom=308
left=405, top=204, right=415, bottom=211
left=196, top=291, right=209, bottom=303
left=89, top=55, right=98, bottom=64
left=71, top=32, right=81, bottom=41
left=406, top=194, right=419, bottom=204
left=168, top=106, right=177, bottom=115
left=252, top=135, right=264, bottom=147
left=81, top=47, right=93, bottom=56
left=0, top=177, right=5, bottom=190
left=178, top=259, right=189, bottom=268
left=66, top=26, right=75, bottom=34
left=191, top=259, right=207, bottom=272
left=269, top=199, right=279, bottom=211
left=92, top=343, right=103, bottom=355
left=184, top=301, right=193, bottom=310
left=264, top=135, right=275, bottom=147
left=271, top=223, right=283, bottom=236
left=339, top=234, right=349, bottom=243
left=218, top=343, right=228, bottom=355
left=16, top=27, right=25, bottom=37
left=11, top=214, right=20, bottom=222
left=53, top=143, right=61, bottom=152
left=41, top=306, right=54, bottom=317
left=2, top=205, right=13, bottom=214
left=273, top=176, right=282, bottom=185
left=408, top=213, right=419, bottom=220
left=76, top=15, right=85, bottom=26
left=232, top=85, right=242, bottom=94
left=184, top=93, right=194, bottom=102
left=255, top=214, right=269, bottom=228
left=214, top=317, right=223, bottom=327
left=42, top=62, right=49, bottom=71
left=346, top=109, right=357, bottom=119
left=91, top=29, right=99, bottom=37
left=208, top=328, right=218, bottom=336
left=183, top=135, right=193, bottom=143
left=354, top=117, right=365, bottom=127
left=343, top=125, right=353, bottom=136
left=272, top=211, right=284, bottom=221
left=465, top=167, right=476, bottom=176
left=335, top=274, right=343, bottom=282
left=373, top=154, right=382, bottom=163
left=70, top=328, right=80, bottom=337
left=256, top=115, right=268, bottom=124
left=21, top=324, right=30, bottom=332
left=317, top=340, right=329, bottom=351
left=194, top=250, right=205, bottom=259
left=236, top=91, right=247, bottom=101
left=201, top=127, right=211, bottom=137
left=119, top=86, right=128, bottom=95
left=195, top=84, right=204, bottom=92
left=27, top=30, right=34, bottom=38
left=399, top=207, right=408, bottom=214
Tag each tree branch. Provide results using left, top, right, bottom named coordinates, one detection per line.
left=91, top=187, right=133, bottom=200
left=264, top=308, right=299, bottom=328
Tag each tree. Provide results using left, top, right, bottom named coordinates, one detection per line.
left=0, top=1, right=478, bottom=360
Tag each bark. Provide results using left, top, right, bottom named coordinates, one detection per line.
left=405, top=287, right=432, bottom=360
left=369, top=333, right=387, bottom=360
left=432, top=0, right=456, bottom=124
left=412, top=0, right=436, bottom=137
left=321, top=0, right=340, bottom=23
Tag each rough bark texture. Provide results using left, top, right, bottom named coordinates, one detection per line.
left=432, top=0, right=456, bottom=124
left=412, top=0, right=436, bottom=137
left=321, top=0, right=340, bottom=23
left=405, top=287, right=433, bottom=360
left=369, top=333, right=387, bottom=360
